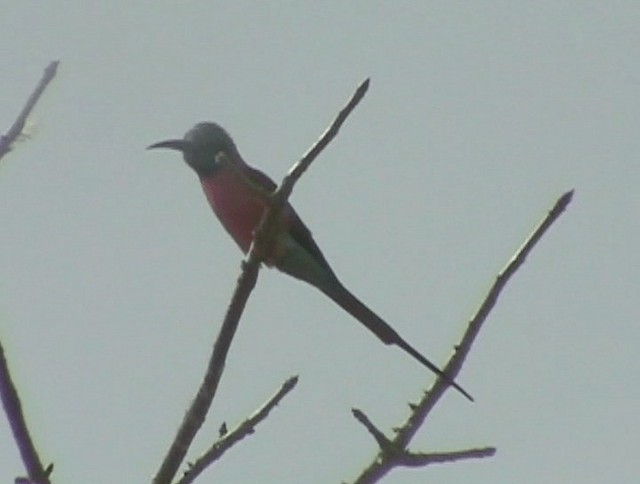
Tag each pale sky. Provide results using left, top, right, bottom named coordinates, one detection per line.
left=1, top=2, right=638, bottom=483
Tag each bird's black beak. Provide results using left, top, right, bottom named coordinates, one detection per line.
left=147, top=139, right=190, bottom=152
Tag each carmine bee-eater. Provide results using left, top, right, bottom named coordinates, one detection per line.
left=149, top=122, right=472, bottom=401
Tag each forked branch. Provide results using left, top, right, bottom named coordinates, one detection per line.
left=351, top=190, right=574, bottom=483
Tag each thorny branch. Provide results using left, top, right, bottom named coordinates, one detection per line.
left=351, top=190, right=574, bottom=483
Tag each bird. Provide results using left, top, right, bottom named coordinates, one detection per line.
left=148, top=122, right=472, bottom=401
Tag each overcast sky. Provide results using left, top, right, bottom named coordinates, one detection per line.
left=1, top=2, right=638, bottom=483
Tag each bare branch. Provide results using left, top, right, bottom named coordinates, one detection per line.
left=279, top=78, right=370, bottom=200
left=397, top=447, right=496, bottom=467
left=152, top=79, right=370, bottom=484
left=350, top=190, right=574, bottom=483
left=0, top=61, right=59, bottom=161
left=402, top=190, right=575, bottom=445
left=176, top=376, right=298, bottom=484
left=0, top=342, right=52, bottom=484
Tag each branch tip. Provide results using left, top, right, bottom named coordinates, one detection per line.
left=558, top=189, right=574, bottom=207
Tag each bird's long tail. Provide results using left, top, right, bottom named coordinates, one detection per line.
left=319, top=278, right=473, bottom=402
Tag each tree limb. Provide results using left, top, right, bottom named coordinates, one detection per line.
left=0, top=60, right=59, bottom=484
left=351, top=190, right=574, bottom=483
left=1, top=342, right=53, bottom=484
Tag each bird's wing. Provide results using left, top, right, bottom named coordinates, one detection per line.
left=242, top=164, right=278, bottom=193
left=286, top=209, right=335, bottom=276
left=244, top=165, right=335, bottom=276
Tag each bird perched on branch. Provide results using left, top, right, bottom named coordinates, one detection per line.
left=148, top=122, right=472, bottom=401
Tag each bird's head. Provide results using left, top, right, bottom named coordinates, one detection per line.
left=148, top=122, right=238, bottom=176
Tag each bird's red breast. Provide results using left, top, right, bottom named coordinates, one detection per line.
left=199, top=168, right=270, bottom=253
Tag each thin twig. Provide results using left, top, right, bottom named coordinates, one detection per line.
left=152, top=79, right=370, bottom=484
left=397, top=447, right=496, bottom=467
left=177, top=376, right=298, bottom=484
left=351, top=409, right=393, bottom=452
left=279, top=78, right=370, bottom=200
left=351, top=190, right=574, bottom=483
left=0, top=61, right=59, bottom=161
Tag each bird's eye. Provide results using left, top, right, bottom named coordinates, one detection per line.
left=214, top=151, right=232, bottom=166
